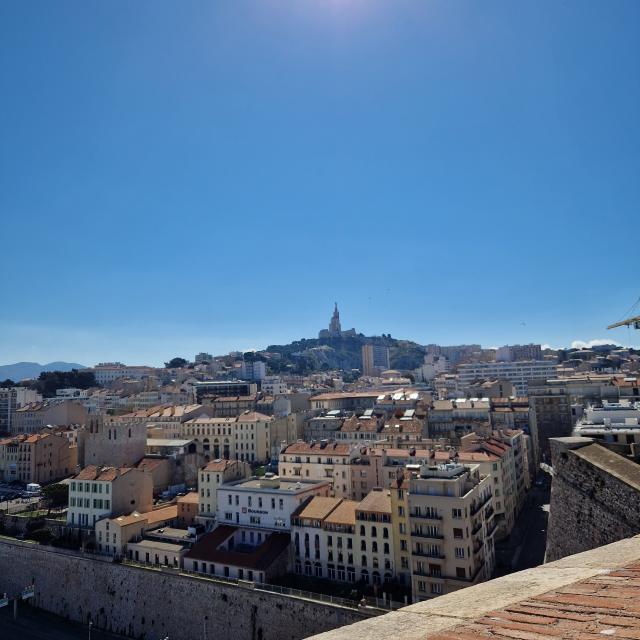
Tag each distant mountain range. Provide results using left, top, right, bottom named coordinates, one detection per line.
left=0, top=361, right=87, bottom=382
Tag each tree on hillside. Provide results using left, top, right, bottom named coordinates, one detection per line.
left=0, top=379, right=16, bottom=388
left=165, top=357, right=188, bottom=369
left=30, top=369, right=96, bottom=397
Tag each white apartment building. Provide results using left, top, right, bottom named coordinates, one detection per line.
left=239, top=360, right=266, bottom=382
left=261, top=376, right=288, bottom=396
left=91, top=363, right=156, bottom=386
left=457, top=360, right=558, bottom=396
left=216, top=474, right=331, bottom=531
left=67, top=465, right=153, bottom=528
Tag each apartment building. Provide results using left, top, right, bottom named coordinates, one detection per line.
left=0, top=432, right=77, bottom=484
left=0, top=387, right=42, bottom=433
left=216, top=473, right=331, bottom=531
left=291, top=488, right=395, bottom=585
left=426, top=399, right=490, bottom=439
left=91, top=363, right=156, bottom=386
left=527, top=373, right=640, bottom=463
left=197, top=458, right=252, bottom=525
left=11, top=400, right=88, bottom=435
left=67, top=465, right=153, bottom=528
left=362, top=344, right=390, bottom=377
left=195, top=381, right=258, bottom=402
left=261, top=376, right=288, bottom=395
left=310, top=391, right=380, bottom=412
left=239, top=360, right=266, bottom=381
left=400, top=462, right=496, bottom=601
left=181, top=412, right=273, bottom=463
left=278, top=441, right=374, bottom=500
left=457, top=360, right=557, bottom=397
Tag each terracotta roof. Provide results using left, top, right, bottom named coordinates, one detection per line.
left=429, top=562, right=640, bottom=640
left=293, top=496, right=342, bottom=521
left=311, top=391, right=380, bottom=401
left=283, top=442, right=351, bottom=455
left=74, top=465, right=132, bottom=481
left=136, top=457, right=168, bottom=471
left=203, top=459, right=242, bottom=472
left=185, top=526, right=290, bottom=570
left=356, top=490, right=391, bottom=515
left=340, top=416, right=380, bottom=433
left=324, top=500, right=357, bottom=526
left=143, top=504, right=178, bottom=525
left=177, top=492, right=199, bottom=505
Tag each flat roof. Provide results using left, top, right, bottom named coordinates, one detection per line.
left=146, top=438, right=193, bottom=447
left=221, top=477, right=330, bottom=494
left=128, top=539, right=186, bottom=553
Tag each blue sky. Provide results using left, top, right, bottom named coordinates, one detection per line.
left=1, top=0, right=639, bottom=367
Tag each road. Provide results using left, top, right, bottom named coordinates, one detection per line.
left=0, top=604, right=128, bottom=640
left=495, top=479, right=550, bottom=576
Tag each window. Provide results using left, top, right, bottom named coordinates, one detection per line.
left=453, top=528, right=463, bottom=539
left=383, top=527, right=389, bottom=539
left=456, top=567, right=466, bottom=579
left=431, top=583, right=443, bottom=595
left=455, top=547, right=465, bottom=559
left=452, top=508, right=462, bottom=519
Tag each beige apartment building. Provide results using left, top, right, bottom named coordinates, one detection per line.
left=181, top=412, right=273, bottom=463
left=401, top=462, right=496, bottom=601
left=67, top=465, right=153, bottom=528
left=0, top=432, right=77, bottom=484
left=11, top=400, right=88, bottom=435
left=197, top=458, right=252, bottom=525
left=279, top=441, right=376, bottom=500
left=291, top=488, right=395, bottom=586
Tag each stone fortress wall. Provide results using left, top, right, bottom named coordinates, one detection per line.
left=0, top=538, right=367, bottom=640
left=545, top=436, right=640, bottom=562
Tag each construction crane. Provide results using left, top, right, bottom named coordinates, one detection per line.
left=608, top=316, right=640, bottom=331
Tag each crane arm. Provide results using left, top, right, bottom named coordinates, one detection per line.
left=607, top=315, right=640, bottom=330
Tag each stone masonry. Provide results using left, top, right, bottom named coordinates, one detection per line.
left=0, top=539, right=367, bottom=640
left=545, top=436, right=640, bottom=562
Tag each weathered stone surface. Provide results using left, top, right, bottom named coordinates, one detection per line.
left=0, top=538, right=366, bottom=640
left=545, top=438, right=640, bottom=562
left=306, top=536, right=640, bottom=640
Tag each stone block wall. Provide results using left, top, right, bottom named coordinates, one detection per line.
left=0, top=539, right=365, bottom=640
left=545, top=437, right=640, bottom=562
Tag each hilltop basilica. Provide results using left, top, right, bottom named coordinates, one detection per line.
left=318, top=303, right=357, bottom=339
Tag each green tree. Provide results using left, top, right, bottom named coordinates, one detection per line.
left=165, top=357, right=188, bottom=368
left=0, top=379, right=16, bottom=387
left=42, top=483, right=69, bottom=514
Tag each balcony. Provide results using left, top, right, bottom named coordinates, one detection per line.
left=411, top=531, right=444, bottom=541
left=470, top=494, right=492, bottom=516
left=412, top=550, right=446, bottom=560
left=411, top=512, right=442, bottom=521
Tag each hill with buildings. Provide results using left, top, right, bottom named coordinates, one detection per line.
left=264, top=334, right=425, bottom=374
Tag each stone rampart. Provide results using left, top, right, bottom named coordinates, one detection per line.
left=0, top=538, right=367, bottom=640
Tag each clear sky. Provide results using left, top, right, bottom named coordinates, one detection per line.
left=1, top=0, right=639, bottom=367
